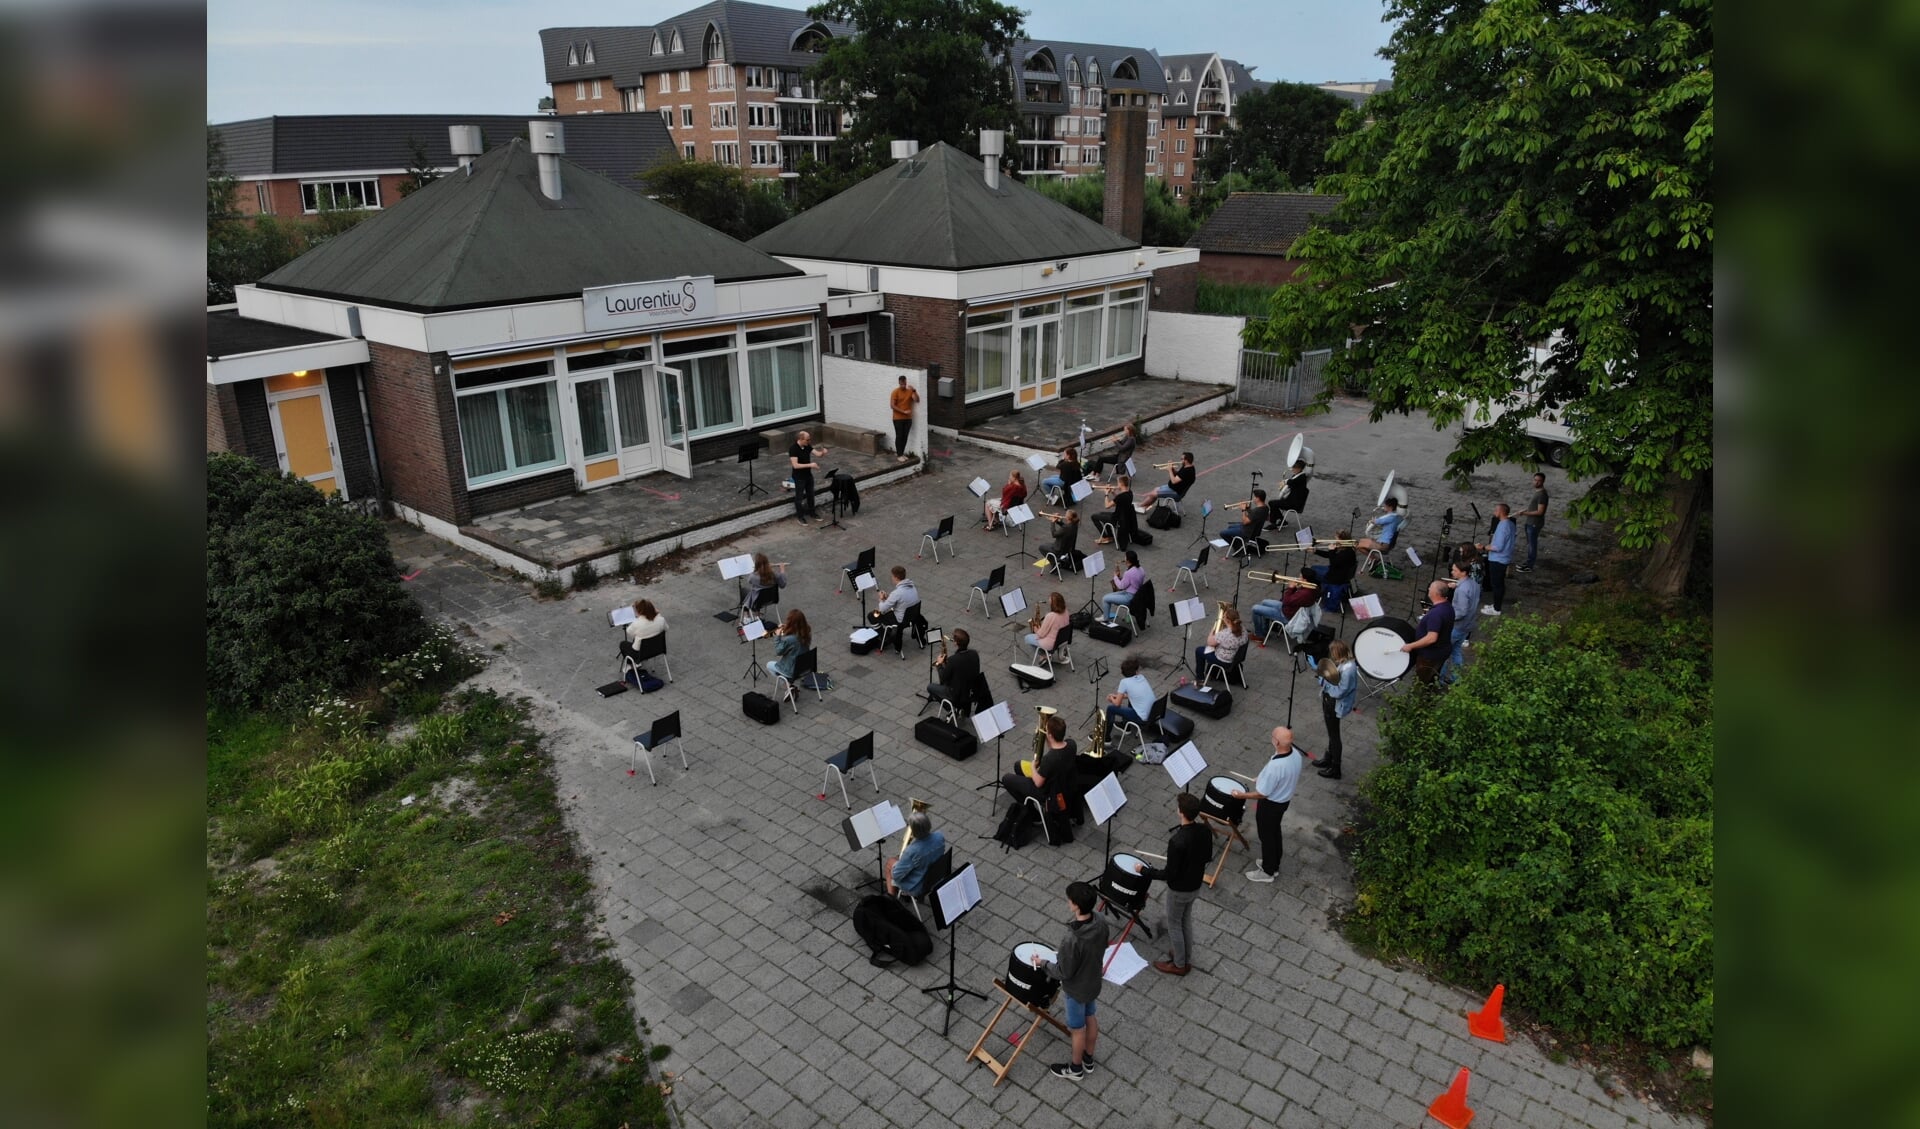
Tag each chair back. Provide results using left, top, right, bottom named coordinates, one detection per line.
left=849, top=546, right=876, bottom=574
left=980, top=565, right=1005, bottom=591
left=637, top=631, right=667, bottom=662
left=1147, top=694, right=1170, bottom=725
left=923, top=847, right=955, bottom=894
left=934, top=515, right=954, bottom=539
left=651, top=710, right=682, bottom=745
left=1195, top=545, right=1210, bottom=568
left=794, top=648, right=819, bottom=679
left=1054, top=624, right=1074, bottom=650
left=905, top=607, right=930, bottom=644
left=844, top=730, right=874, bottom=768
left=751, top=585, right=781, bottom=611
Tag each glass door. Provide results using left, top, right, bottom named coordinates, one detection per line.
left=573, top=376, right=622, bottom=486
left=612, top=366, right=657, bottom=474
left=656, top=366, right=692, bottom=477
left=1017, top=321, right=1062, bottom=406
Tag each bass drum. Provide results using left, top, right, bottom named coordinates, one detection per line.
left=1007, top=942, right=1060, bottom=1009
left=1353, top=616, right=1419, bottom=680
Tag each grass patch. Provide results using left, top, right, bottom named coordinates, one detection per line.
left=1196, top=278, right=1280, bottom=318
left=207, top=690, right=669, bottom=1128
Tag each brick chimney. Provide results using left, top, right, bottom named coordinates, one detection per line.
left=1102, top=86, right=1149, bottom=243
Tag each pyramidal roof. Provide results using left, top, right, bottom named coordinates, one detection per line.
left=257, top=138, right=801, bottom=313
left=750, top=142, right=1138, bottom=271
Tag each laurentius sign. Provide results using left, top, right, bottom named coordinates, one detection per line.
left=583, top=276, right=716, bottom=331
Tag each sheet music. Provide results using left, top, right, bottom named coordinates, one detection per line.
left=1210, top=538, right=1229, bottom=549
left=1295, top=527, right=1314, bottom=548
left=1102, top=940, right=1149, bottom=986
left=969, top=476, right=991, bottom=497
left=971, top=701, right=1016, bottom=741
left=1351, top=593, right=1385, bottom=620
left=718, top=553, right=755, bottom=579
left=1069, top=480, right=1093, bottom=503
left=609, top=605, right=637, bottom=627
left=1164, top=741, right=1206, bottom=788
left=850, top=627, right=879, bottom=643
left=1123, top=458, right=1137, bottom=478
left=1404, top=546, right=1423, bottom=567
left=1172, top=596, right=1206, bottom=626
left=1000, top=587, right=1028, bottom=617
left=1026, top=453, right=1049, bottom=472
left=935, top=863, right=982, bottom=924
left=1082, top=549, right=1107, bottom=576
left=741, top=619, right=767, bottom=640
left=1085, top=773, right=1127, bottom=825
left=1201, top=499, right=1213, bottom=516
left=1006, top=504, right=1035, bottom=526
left=854, top=571, right=878, bottom=591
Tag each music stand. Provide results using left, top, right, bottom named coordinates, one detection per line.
left=843, top=800, right=906, bottom=891
left=741, top=617, right=769, bottom=682
left=851, top=568, right=878, bottom=625
left=970, top=701, right=1016, bottom=813
left=1068, top=479, right=1094, bottom=507
left=1078, top=655, right=1110, bottom=734
left=1163, top=740, right=1207, bottom=794
left=1085, top=772, right=1128, bottom=869
left=1078, top=549, right=1108, bottom=619
left=1170, top=596, right=1205, bottom=682
left=1003, top=503, right=1037, bottom=561
left=820, top=468, right=849, bottom=530
left=968, top=476, right=992, bottom=529
left=923, top=863, right=988, bottom=1035
left=997, top=587, right=1027, bottom=631
left=735, top=439, right=767, bottom=497
left=715, top=553, right=756, bottom=621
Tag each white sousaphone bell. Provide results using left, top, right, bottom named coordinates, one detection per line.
left=1376, top=469, right=1408, bottom=511
left=1285, top=432, right=1315, bottom=478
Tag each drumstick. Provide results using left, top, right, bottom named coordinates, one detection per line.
left=1132, top=850, right=1167, bottom=860
left=1228, top=770, right=1257, bottom=783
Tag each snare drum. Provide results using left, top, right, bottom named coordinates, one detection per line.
left=1201, top=775, right=1246, bottom=824
left=1007, top=942, right=1060, bottom=1008
left=1353, top=616, right=1418, bottom=680
left=1100, top=852, right=1152, bottom=914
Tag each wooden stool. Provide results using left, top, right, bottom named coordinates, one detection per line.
left=1198, top=812, right=1249, bottom=888
left=965, top=979, right=1072, bottom=1087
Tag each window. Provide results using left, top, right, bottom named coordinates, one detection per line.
left=584, top=42, right=594, bottom=64
left=746, top=65, right=776, bottom=90
left=651, top=32, right=665, bottom=56
left=255, top=182, right=271, bottom=214
left=678, top=69, right=690, bottom=91
left=683, top=142, right=696, bottom=159
left=1147, top=119, right=1158, bottom=136
left=668, top=28, right=683, bottom=53
left=1088, top=60, right=1101, bottom=86
left=704, top=24, right=724, bottom=62
left=1105, top=286, right=1145, bottom=362
left=712, top=142, right=739, bottom=164
left=658, top=71, right=671, bottom=93
left=567, top=45, right=578, bottom=66
left=1179, top=66, right=1192, bottom=82
left=1175, top=138, right=1187, bottom=154
left=660, top=108, right=674, bottom=129
left=750, top=142, right=779, bottom=167
left=1164, top=68, right=1172, bottom=82
left=624, top=88, right=645, bottom=112
left=1063, top=293, right=1103, bottom=374
left=681, top=106, right=694, bottom=127
left=965, top=310, right=1012, bottom=398
left=454, top=363, right=564, bottom=486
left=1174, top=184, right=1184, bottom=198
left=745, top=324, right=815, bottom=421
left=575, top=81, right=585, bottom=100
left=1174, top=161, right=1186, bottom=176
left=711, top=103, right=736, bottom=128
left=591, top=79, right=602, bottom=100
left=1066, top=58, right=1081, bottom=84
left=661, top=334, right=736, bottom=437
left=747, top=103, right=777, bottom=128
left=1145, top=145, right=1156, bottom=163
left=830, top=326, right=868, bottom=359
left=300, top=178, right=380, bottom=213
left=1061, top=116, right=1076, bottom=136
left=1174, top=91, right=1188, bottom=106
left=708, top=63, right=734, bottom=89
left=1069, top=87, right=1080, bottom=106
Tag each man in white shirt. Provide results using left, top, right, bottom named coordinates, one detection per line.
left=1102, top=655, right=1156, bottom=743
left=871, top=565, right=920, bottom=653
left=1231, top=726, right=1304, bottom=884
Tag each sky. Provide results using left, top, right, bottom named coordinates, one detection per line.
left=206, top=0, right=1397, bottom=124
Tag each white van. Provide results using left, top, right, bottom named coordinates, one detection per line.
left=1462, top=344, right=1574, bottom=467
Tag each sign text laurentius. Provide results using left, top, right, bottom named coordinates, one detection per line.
left=583, top=276, right=717, bottom=331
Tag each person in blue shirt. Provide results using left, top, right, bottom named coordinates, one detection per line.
left=1231, top=726, right=1304, bottom=883
left=1369, top=497, right=1405, bottom=549
left=1103, top=655, right=1156, bottom=742
left=1314, top=641, right=1359, bottom=779
left=886, top=810, right=946, bottom=897
left=1440, top=557, right=1481, bottom=684
left=1477, top=503, right=1515, bottom=616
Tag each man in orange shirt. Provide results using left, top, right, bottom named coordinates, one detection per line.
left=889, top=375, right=919, bottom=463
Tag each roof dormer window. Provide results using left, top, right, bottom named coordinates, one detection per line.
left=668, top=28, right=684, bottom=53
left=651, top=31, right=665, bottom=55
left=1066, top=56, right=1081, bottom=84
left=704, top=24, right=724, bottom=62
left=567, top=45, right=578, bottom=66
left=1179, top=66, right=1192, bottom=82
left=1087, top=59, right=1100, bottom=86
left=584, top=41, right=594, bottom=65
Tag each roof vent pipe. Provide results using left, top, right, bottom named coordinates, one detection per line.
left=889, top=139, right=920, bottom=162
left=978, top=130, right=1005, bottom=190
left=529, top=119, right=565, bottom=200
left=449, top=125, right=483, bottom=174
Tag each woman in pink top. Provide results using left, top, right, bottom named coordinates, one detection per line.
left=1023, top=591, right=1071, bottom=654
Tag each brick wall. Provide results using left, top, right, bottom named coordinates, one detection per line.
left=232, top=380, right=278, bottom=473
left=1150, top=261, right=1199, bottom=312
left=206, top=384, right=241, bottom=453
left=231, top=174, right=418, bottom=219
left=363, top=341, right=470, bottom=524
left=1199, top=252, right=1304, bottom=288
left=466, top=468, right=576, bottom=517
left=551, top=74, right=623, bottom=115
left=325, top=367, right=378, bottom=499
left=1060, top=355, right=1145, bottom=399
left=1103, top=94, right=1149, bottom=242
left=882, top=294, right=967, bottom=430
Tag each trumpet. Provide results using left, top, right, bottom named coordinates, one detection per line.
left=1152, top=460, right=1181, bottom=471
left=1034, top=509, right=1070, bottom=521
left=1247, top=570, right=1318, bottom=586
left=1225, top=499, right=1255, bottom=510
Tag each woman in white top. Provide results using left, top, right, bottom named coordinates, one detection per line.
left=1193, top=604, right=1247, bottom=683
left=622, top=598, right=667, bottom=666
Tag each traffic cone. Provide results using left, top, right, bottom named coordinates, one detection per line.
left=1427, top=1067, right=1475, bottom=1129
left=1467, top=984, right=1507, bottom=1042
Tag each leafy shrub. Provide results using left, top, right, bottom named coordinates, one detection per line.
left=207, top=453, right=428, bottom=708
left=572, top=559, right=600, bottom=590
left=1197, top=279, right=1279, bottom=318
left=1350, top=615, right=1712, bottom=1049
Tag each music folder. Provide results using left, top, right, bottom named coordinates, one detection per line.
left=969, top=476, right=991, bottom=497
left=1006, top=504, right=1035, bottom=526
left=1085, top=773, right=1127, bottom=826
left=609, top=605, right=637, bottom=628
left=1295, top=527, right=1314, bottom=548
left=1164, top=742, right=1206, bottom=788
left=718, top=553, right=755, bottom=579
left=843, top=800, right=906, bottom=851
left=933, top=863, right=983, bottom=930
left=1026, top=453, right=1049, bottom=472
left=999, top=587, right=1028, bottom=617
left=971, top=701, right=1015, bottom=742
left=1350, top=593, right=1385, bottom=620
left=1124, top=457, right=1137, bottom=478
left=1404, top=546, right=1423, bottom=567
left=1172, top=597, right=1206, bottom=627
left=741, top=618, right=768, bottom=641
left=1082, top=549, right=1107, bottom=576
left=854, top=571, right=878, bottom=591
left=1069, top=480, right=1093, bottom=503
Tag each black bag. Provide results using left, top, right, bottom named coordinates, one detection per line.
left=992, top=803, right=1037, bottom=851
left=1131, top=528, right=1154, bottom=546
left=1147, top=505, right=1181, bottom=530
left=914, top=716, right=978, bottom=760
left=742, top=691, right=781, bottom=725
left=1087, top=619, right=1134, bottom=646
left=1173, top=684, right=1234, bottom=719
left=1043, top=800, right=1076, bottom=845
left=1069, top=610, right=1095, bottom=632
left=852, top=895, right=933, bottom=966
left=851, top=632, right=880, bottom=656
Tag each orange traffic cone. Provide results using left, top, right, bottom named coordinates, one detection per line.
left=1427, top=1067, right=1476, bottom=1129
left=1467, top=984, right=1507, bottom=1042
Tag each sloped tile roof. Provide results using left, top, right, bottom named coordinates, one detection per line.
left=206, top=310, right=352, bottom=359
left=1010, top=38, right=1168, bottom=95
left=1187, top=192, right=1342, bottom=256
left=540, top=1, right=856, bottom=85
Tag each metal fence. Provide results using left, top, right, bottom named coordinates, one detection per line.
left=1237, top=347, right=1333, bottom=411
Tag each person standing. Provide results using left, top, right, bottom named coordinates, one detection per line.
left=1233, top=726, right=1304, bottom=884
left=1477, top=503, right=1515, bottom=615
left=788, top=430, right=826, bottom=524
left=1516, top=472, right=1549, bottom=572
left=1142, top=792, right=1211, bottom=975
left=888, top=375, right=919, bottom=463
left=1440, top=558, right=1481, bottom=685
left=1401, top=580, right=1456, bottom=685
left=1034, top=881, right=1110, bottom=1079
left=1314, top=641, right=1358, bottom=779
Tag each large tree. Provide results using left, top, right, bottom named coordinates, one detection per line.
left=806, top=0, right=1023, bottom=163
left=639, top=157, right=790, bottom=239
left=1199, top=82, right=1352, bottom=191
left=1246, top=0, right=1712, bottom=597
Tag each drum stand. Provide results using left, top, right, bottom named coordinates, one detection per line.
left=922, top=916, right=987, bottom=1037
left=966, top=981, right=1069, bottom=1087
left=1198, top=813, right=1249, bottom=888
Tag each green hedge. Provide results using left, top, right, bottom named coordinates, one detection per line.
left=1351, top=606, right=1713, bottom=1048
left=1196, top=279, right=1278, bottom=318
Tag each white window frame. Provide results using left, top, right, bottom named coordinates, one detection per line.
left=1175, top=138, right=1187, bottom=154
left=568, top=45, right=579, bottom=66
left=711, top=103, right=736, bottom=128
left=1174, top=184, right=1185, bottom=198
left=712, top=142, right=740, bottom=165
left=748, top=103, right=777, bottom=129
left=584, top=42, right=594, bottom=64
left=709, top=63, right=734, bottom=89
left=1061, top=292, right=1105, bottom=377
left=681, top=106, right=694, bottom=127
left=829, top=326, right=868, bottom=359
left=1104, top=285, right=1146, bottom=364
left=658, top=71, right=671, bottom=93
left=591, top=79, right=602, bottom=100
left=683, top=143, right=697, bottom=159
left=964, top=309, right=1013, bottom=401
left=300, top=178, right=381, bottom=214
left=750, top=141, right=779, bottom=167
left=744, top=323, right=817, bottom=423
left=660, top=337, right=739, bottom=440
left=1174, top=161, right=1186, bottom=177
left=453, top=366, right=567, bottom=488
left=574, top=81, right=585, bottom=100
left=678, top=69, right=690, bottom=91
left=255, top=182, right=271, bottom=214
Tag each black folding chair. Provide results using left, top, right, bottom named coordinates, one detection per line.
left=630, top=711, right=690, bottom=786
left=919, top=515, right=956, bottom=562
left=823, top=731, right=878, bottom=810
left=967, top=565, right=1006, bottom=616
left=840, top=546, right=876, bottom=595
left=776, top=648, right=822, bottom=713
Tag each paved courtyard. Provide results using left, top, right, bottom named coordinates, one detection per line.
left=394, top=399, right=1693, bottom=1129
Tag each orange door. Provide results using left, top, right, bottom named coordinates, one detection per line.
left=272, top=391, right=340, bottom=494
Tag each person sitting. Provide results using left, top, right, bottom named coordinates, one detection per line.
left=1084, top=422, right=1139, bottom=484
left=1024, top=592, right=1072, bottom=656
left=1273, top=460, right=1311, bottom=516
left=886, top=810, right=947, bottom=898
left=1094, top=475, right=1139, bottom=547
left=1192, top=604, right=1248, bottom=683
left=1048, top=510, right=1082, bottom=568
left=928, top=627, right=981, bottom=709
left=1039, top=447, right=1085, bottom=502
left=741, top=553, right=786, bottom=620
left=1251, top=578, right=1319, bottom=642
left=1100, top=551, right=1145, bottom=620
left=1220, top=489, right=1270, bottom=547
left=620, top=599, right=667, bottom=667
left=985, top=469, right=1028, bottom=531
left=871, top=565, right=920, bottom=653
left=1102, top=655, right=1155, bottom=743
left=1002, top=714, right=1077, bottom=805
left=767, top=609, right=811, bottom=681
left=1305, top=532, right=1359, bottom=588
left=1144, top=451, right=1197, bottom=507
left=1365, top=498, right=1405, bottom=551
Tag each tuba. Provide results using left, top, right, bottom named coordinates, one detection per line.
left=901, top=798, right=931, bottom=852
left=1032, top=705, right=1058, bottom=765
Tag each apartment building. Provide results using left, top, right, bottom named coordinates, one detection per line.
left=1008, top=38, right=1167, bottom=182
left=539, top=1, right=855, bottom=183
left=1157, top=53, right=1261, bottom=201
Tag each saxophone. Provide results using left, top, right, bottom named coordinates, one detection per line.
left=1083, top=699, right=1107, bottom=763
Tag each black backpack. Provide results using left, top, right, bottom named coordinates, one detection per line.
left=852, top=894, right=932, bottom=965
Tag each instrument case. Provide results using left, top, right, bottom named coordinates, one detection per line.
left=913, top=717, right=978, bottom=760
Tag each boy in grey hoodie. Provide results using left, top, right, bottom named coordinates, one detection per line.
left=1033, top=880, right=1110, bottom=1079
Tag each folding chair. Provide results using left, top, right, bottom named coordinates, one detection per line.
left=918, top=515, right=956, bottom=562
left=742, top=584, right=780, bottom=629
left=1030, top=623, right=1076, bottom=673
left=1201, top=648, right=1248, bottom=689
left=1111, top=693, right=1172, bottom=756
left=823, top=731, right=878, bottom=810
left=1116, top=579, right=1156, bottom=635
left=622, top=631, right=673, bottom=684
left=775, top=648, right=822, bottom=713
left=897, top=847, right=954, bottom=923
left=967, top=565, right=1006, bottom=616
left=839, top=546, right=876, bottom=594
left=630, top=711, right=690, bottom=786
left=1173, top=544, right=1211, bottom=595
left=1040, top=549, right=1083, bottom=579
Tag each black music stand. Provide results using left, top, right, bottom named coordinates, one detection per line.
left=969, top=701, right=1015, bottom=814
left=735, top=439, right=767, bottom=497
left=1169, top=596, right=1204, bottom=683
left=1003, top=505, right=1037, bottom=561
left=843, top=799, right=905, bottom=892
left=741, top=617, right=769, bottom=683
left=821, top=469, right=849, bottom=530
left=922, top=864, right=988, bottom=1035
left=1078, top=655, right=1109, bottom=735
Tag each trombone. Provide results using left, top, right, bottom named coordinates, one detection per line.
left=1247, top=571, right=1318, bottom=587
